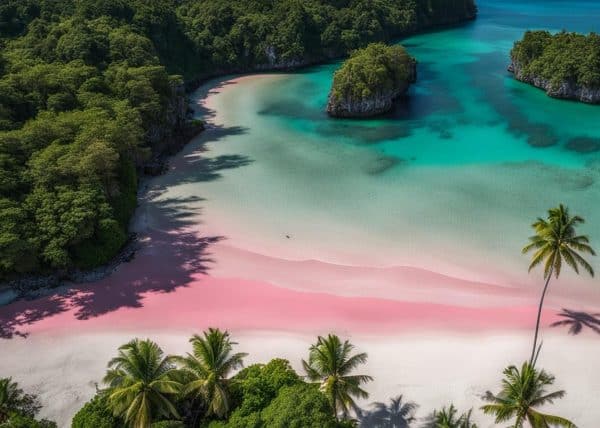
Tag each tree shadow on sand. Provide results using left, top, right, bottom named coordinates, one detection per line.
left=0, top=195, right=224, bottom=338
left=550, top=308, right=600, bottom=335
left=0, top=114, right=253, bottom=339
left=357, top=395, right=418, bottom=428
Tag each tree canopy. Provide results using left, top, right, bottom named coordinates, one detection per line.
left=511, top=30, right=600, bottom=89
left=329, top=43, right=415, bottom=103
left=0, top=0, right=476, bottom=279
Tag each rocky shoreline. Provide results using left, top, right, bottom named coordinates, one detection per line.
left=0, top=234, right=139, bottom=304
left=509, top=60, right=600, bottom=104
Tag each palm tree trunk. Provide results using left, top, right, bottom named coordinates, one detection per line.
left=191, top=397, right=202, bottom=428
left=333, top=395, right=338, bottom=421
left=530, top=267, right=554, bottom=365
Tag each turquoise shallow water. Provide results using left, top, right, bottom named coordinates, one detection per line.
left=192, top=0, right=600, bottom=287
left=252, top=0, right=600, bottom=168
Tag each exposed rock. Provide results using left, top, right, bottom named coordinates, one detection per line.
left=146, top=82, right=188, bottom=148
left=257, top=46, right=314, bottom=70
left=326, top=74, right=415, bottom=117
left=509, top=60, right=600, bottom=104
left=0, top=234, right=140, bottom=304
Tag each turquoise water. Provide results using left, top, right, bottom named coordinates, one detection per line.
left=252, top=0, right=600, bottom=168
left=192, top=0, right=600, bottom=286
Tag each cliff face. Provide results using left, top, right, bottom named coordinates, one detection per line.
left=415, top=0, right=477, bottom=29
left=144, top=82, right=204, bottom=175
left=146, top=82, right=188, bottom=148
left=509, top=60, right=600, bottom=104
left=326, top=60, right=417, bottom=118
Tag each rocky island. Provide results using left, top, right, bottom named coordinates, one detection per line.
left=327, top=43, right=417, bottom=118
left=509, top=30, right=600, bottom=103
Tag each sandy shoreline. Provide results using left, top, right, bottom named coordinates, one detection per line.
left=2, top=73, right=600, bottom=427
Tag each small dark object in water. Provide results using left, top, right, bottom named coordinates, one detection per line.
left=286, top=235, right=291, bottom=239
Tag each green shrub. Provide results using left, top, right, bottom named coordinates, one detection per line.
left=0, top=414, right=57, bottom=428
left=231, top=358, right=300, bottom=416
left=71, top=395, right=123, bottom=428
left=261, top=384, right=338, bottom=428
left=206, top=412, right=262, bottom=428
left=150, top=421, right=186, bottom=428
left=73, top=218, right=127, bottom=269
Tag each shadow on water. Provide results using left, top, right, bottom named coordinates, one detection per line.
left=257, top=61, right=463, bottom=146
left=468, top=50, right=600, bottom=154
left=550, top=308, right=600, bottom=335
left=465, top=50, right=561, bottom=148
left=0, top=89, right=253, bottom=339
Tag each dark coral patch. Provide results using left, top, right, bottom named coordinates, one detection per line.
left=566, top=137, right=600, bottom=153
left=526, top=124, right=559, bottom=148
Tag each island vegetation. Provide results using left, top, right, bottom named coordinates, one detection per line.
left=509, top=30, right=600, bottom=103
left=326, top=43, right=416, bottom=118
left=1, top=329, right=576, bottom=428
left=0, top=377, right=57, bottom=427
left=0, top=0, right=477, bottom=282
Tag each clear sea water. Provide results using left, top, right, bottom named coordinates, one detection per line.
left=252, top=0, right=600, bottom=168
left=192, top=0, right=600, bottom=286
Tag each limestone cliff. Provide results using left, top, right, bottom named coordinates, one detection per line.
left=326, top=44, right=417, bottom=118
left=509, top=60, right=600, bottom=104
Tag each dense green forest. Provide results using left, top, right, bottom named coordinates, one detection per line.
left=0, top=0, right=476, bottom=279
left=328, top=43, right=415, bottom=112
left=511, top=30, right=600, bottom=88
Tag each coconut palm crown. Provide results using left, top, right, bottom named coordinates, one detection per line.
left=482, top=362, right=575, bottom=428
left=302, top=333, right=373, bottom=420
left=175, top=328, right=247, bottom=419
left=103, top=339, right=182, bottom=427
left=522, top=204, right=595, bottom=363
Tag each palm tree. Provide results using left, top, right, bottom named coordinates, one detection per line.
left=481, top=362, right=575, bottom=428
left=522, top=204, right=595, bottom=363
left=0, top=378, right=21, bottom=422
left=302, top=333, right=373, bottom=420
left=0, top=377, right=39, bottom=423
left=104, top=339, right=182, bottom=427
left=550, top=308, right=600, bottom=335
left=422, top=405, right=477, bottom=428
left=360, top=395, right=418, bottom=427
left=175, top=328, right=247, bottom=419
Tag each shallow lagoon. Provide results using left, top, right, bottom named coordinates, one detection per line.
left=189, top=0, right=600, bottom=292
